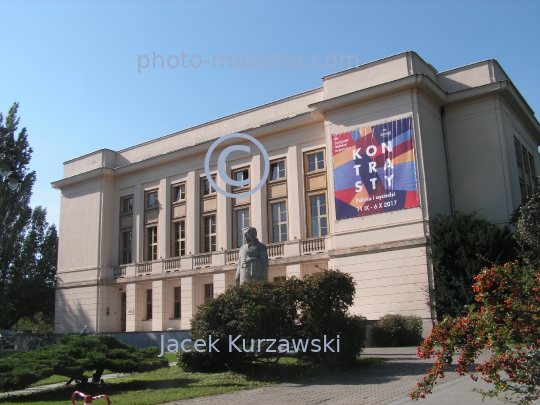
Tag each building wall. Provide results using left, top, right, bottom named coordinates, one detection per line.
left=53, top=52, right=540, bottom=337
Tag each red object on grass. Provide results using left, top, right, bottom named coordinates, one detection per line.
left=71, top=391, right=110, bottom=405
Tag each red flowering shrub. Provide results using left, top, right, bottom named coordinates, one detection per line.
left=411, top=261, right=540, bottom=403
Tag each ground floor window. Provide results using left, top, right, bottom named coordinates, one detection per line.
left=204, top=283, right=214, bottom=303
left=146, top=289, right=152, bottom=320
left=173, top=286, right=181, bottom=318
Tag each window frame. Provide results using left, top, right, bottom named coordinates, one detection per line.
left=202, top=214, right=217, bottom=253
left=120, top=230, right=133, bottom=264
left=514, top=137, right=538, bottom=202
left=201, top=176, right=216, bottom=196
left=269, top=160, right=286, bottom=182
left=172, top=220, right=186, bottom=257
left=269, top=200, right=288, bottom=243
left=146, top=225, right=158, bottom=261
left=173, top=286, right=181, bottom=319
left=119, top=195, right=134, bottom=265
left=308, top=193, right=329, bottom=238
left=146, top=190, right=159, bottom=209
left=120, top=196, right=133, bottom=215
left=204, top=283, right=214, bottom=303
left=233, top=207, right=250, bottom=248
left=146, top=289, right=153, bottom=320
left=303, top=148, right=328, bottom=238
left=231, top=167, right=250, bottom=191
left=172, top=183, right=186, bottom=203
left=305, top=149, right=326, bottom=173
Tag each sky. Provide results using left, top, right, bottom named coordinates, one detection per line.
left=1, top=0, right=539, bottom=230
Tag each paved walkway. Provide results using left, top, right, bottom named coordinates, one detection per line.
left=161, top=347, right=512, bottom=405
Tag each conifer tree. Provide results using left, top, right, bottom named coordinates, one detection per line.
left=428, top=212, right=518, bottom=319
left=0, top=102, right=58, bottom=329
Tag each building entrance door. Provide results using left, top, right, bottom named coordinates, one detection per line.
left=120, top=292, right=126, bottom=332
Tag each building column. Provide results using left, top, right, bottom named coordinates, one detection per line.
left=251, top=153, right=264, bottom=239
left=250, top=155, right=264, bottom=241
left=287, top=145, right=303, bottom=240
left=133, top=184, right=143, bottom=262
left=158, top=178, right=169, bottom=260
left=180, top=276, right=196, bottom=329
left=125, top=283, right=137, bottom=332
left=186, top=171, right=197, bottom=256
left=216, top=171, right=229, bottom=250
left=152, top=280, right=166, bottom=331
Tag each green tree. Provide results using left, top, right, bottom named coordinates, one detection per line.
left=0, top=102, right=58, bottom=330
left=428, top=212, right=518, bottom=319
left=0, top=334, right=168, bottom=391
left=411, top=261, right=540, bottom=404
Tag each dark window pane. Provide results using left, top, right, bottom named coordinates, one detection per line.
left=308, top=154, right=316, bottom=172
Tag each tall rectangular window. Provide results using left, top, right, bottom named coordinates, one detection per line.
left=146, top=289, right=152, bottom=320
left=146, top=226, right=158, bottom=261
left=202, top=177, right=216, bottom=195
left=121, top=197, right=133, bottom=214
left=270, top=160, right=286, bottom=181
left=204, top=283, right=214, bottom=302
left=514, top=138, right=537, bottom=202
left=121, top=230, right=132, bottom=264
left=235, top=208, right=250, bottom=248
left=267, top=159, right=287, bottom=243
left=231, top=167, right=250, bottom=191
left=304, top=148, right=328, bottom=238
left=173, top=287, right=181, bottom=318
left=310, top=194, right=328, bottom=237
left=173, top=183, right=186, bottom=202
left=271, top=201, right=287, bottom=243
left=307, top=151, right=325, bottom=172
left=203, top=215, right=216, bottom=252
left=147, top=191, right=158, bottom=208
left=173, top=221, right=186, bottom=257
left=119, top=196, right=134, bottom=265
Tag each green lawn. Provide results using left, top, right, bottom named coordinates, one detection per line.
left=0, top=356, right=384, bottom=405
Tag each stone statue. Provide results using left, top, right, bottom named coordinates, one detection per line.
left=235, top=227, right=269, bottom=285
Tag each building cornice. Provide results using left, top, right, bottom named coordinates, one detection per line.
left=308, top=75, right=540, bottom=141
left=51, top=167, right=114, bottom=190
left=51, top=112, right=321, bottom=189
left=308, top=74, right=446, bottom=115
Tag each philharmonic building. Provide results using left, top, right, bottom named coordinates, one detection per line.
left=53, top=52, right=540, bottom=335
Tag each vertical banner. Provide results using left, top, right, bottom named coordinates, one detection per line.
left=332, top=117, right=419, bottom=220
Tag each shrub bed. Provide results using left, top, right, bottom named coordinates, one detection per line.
left=371, top=314, right=423, bottom=347
left=178, top=270, right=367, bottom=372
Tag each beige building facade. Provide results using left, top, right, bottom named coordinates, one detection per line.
left=52, top=52, right=540, bottom=335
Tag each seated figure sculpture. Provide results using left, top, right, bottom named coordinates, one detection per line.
left=235, top=227, right=269, bottom=285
